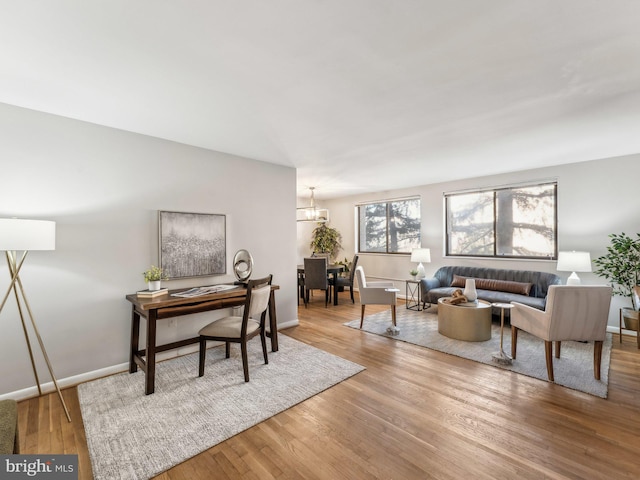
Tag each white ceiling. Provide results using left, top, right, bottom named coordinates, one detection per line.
left=2, top=1, right=640, bottom=199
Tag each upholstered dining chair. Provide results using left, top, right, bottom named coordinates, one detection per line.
left=330, top=254, right=359, bottom=304
left=303, top=257, right=330, bottom=307
left=198, top=275, right=272, bottom=382
left=511, top=285, right=612, bottom=382
left=355, top=266, right=399, bottom=334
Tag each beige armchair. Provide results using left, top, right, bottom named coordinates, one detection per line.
left=355, top=266, right=399, bottom=334
left=511, top=285, right=612, bottom=382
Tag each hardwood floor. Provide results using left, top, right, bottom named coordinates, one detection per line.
left=18, top=292, right=640, bottom=479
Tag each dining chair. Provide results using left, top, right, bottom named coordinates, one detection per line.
left=511, top=285, right=612, bottom=382
left=198, top=275, right=273, bottom=382
left=303, top=257, right=330, bottom=307
left=355, top=266, right=398, bottom=334
left=330, top=254, right=359, bottom=303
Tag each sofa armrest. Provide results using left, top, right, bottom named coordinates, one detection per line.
left=420, top=277, right=441, bottom=294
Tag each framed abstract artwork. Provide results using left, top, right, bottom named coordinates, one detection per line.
left=159, top=211, right=226, bottom=279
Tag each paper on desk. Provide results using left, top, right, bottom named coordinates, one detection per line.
left=171, top=284, right=239, bottom=298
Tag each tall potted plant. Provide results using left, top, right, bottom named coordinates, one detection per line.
left=310, top=223, right=342, bottom=262
left=593, top=232, right=640, bottom=330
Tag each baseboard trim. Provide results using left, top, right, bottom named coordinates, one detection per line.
left=0, top=321, right=302, bottom=402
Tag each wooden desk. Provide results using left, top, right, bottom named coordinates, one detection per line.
left=297, top=264, right=344, bottom=305
left=125, top=284, right=279, bottom=395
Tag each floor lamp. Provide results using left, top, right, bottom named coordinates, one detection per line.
left=0, top=218, right=71, bottom=422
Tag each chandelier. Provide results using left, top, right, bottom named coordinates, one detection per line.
left=296, top=187, right=329, bottom=223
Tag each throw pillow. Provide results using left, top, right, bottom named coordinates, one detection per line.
left=450, top=275, right=532, bottom=296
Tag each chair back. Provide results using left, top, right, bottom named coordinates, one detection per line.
left=545, top=285, right=612, bottom=341
left=304, top=257, right=328, bottom=290
left=243, top=275, right=273, bottom=332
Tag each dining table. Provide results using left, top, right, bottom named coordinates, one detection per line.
left=297, top=264, right=345, bottom=306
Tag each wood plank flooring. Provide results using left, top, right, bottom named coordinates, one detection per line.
left=17, top=292, right=640, bottom=479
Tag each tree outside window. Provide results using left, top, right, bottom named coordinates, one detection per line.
left=446, top=182, right=557, bottom=259
left=358, top=198, right=421, bottom=254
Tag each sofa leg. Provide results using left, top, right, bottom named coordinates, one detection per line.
left=511, top=326, right=518, bottom=359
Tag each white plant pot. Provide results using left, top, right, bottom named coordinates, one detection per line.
left=148, top=280, right=162, bottom=291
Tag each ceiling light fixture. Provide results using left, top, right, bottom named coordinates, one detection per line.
left=297, top=187, right=329, bottom=223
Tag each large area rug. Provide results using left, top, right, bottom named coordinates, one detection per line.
left=345, top=307, right=611, bottom=398
left=77, top=335, right=364, bottom=480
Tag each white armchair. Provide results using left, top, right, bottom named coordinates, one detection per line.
left=355, top=266, right=399, bottom=333
left=511, top=285, right=612, bottom=382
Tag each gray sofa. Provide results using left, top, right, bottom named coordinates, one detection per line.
left=420, top=266, right=562, bottom=312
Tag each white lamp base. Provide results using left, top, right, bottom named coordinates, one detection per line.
left=416, top=262, right=426, bottom=279
left=566, top=272, right=581, bottom=285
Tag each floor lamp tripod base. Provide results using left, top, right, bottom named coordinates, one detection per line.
left=1, top=250, right=71, bottom=423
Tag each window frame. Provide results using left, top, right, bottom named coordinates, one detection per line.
left=444, top=181, right=558, bottom=260
left=357, top=196, right=421, bottom=255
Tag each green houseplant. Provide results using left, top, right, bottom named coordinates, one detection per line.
left=310, top=223, right=342, bottom=261
left=593, top=232, right=640, bottom=330
left=143, top=265, right=169, bottom=291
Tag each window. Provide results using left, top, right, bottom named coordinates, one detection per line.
left=445, top=182, right=557, bottom=259
left=358, top=198, right=421, bottom=254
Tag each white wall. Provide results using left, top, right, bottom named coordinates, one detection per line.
left=304, top=156, right=640, bottom=328
left=0, top=102, right=298, bottom=397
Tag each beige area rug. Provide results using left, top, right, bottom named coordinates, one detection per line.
left=77, top=335, right=364, bottom=480
left=345, top=306, right=611, bottom=398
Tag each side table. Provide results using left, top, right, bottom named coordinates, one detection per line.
left=491, top=303, right=513, bottom=365
left=405, top=279, right=425, bottom=311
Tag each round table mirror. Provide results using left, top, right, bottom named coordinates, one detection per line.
left=233, top=249, right=253, bottom=282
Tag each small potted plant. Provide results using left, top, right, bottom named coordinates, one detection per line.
left=409, top=269, right=419, bottom=280
left=143, top=265, right=169, bottom=291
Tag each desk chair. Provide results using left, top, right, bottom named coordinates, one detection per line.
left=198, top=275, right=272, bottom=382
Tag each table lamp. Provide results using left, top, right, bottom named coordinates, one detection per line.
left=557, top=251, right=592, bottom=285
left=0, top=218, right=71, bottom=422
left=410, top=248, right=431, bottom=280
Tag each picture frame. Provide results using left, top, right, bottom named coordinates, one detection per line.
left=159, top=211, right=226, bottom=279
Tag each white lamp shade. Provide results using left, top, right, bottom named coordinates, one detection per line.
left=0, top=218, right=56, bottom=251
left=410, top=248, right=431, bottom=263
left=556, top=251, right=592, bottom=273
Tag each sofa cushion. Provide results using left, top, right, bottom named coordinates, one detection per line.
left=450, top=275, right=532, bottom=296
left=425, top=287, right=546, bottom=312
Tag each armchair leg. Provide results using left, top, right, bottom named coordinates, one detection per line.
left=511, top=326, right=518, bottom=359
left=594, top=340, right=603, bottom=380
left=544, top=341, right=554, bottom=382
left=555, top=341, right=561, bottom=359
left=360, top=305, right=366, bottom=328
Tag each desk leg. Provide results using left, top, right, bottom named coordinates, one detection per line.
left=129, top=308, right=140, bottom=374
left=268, top=290, right=278, bottom=352
left=145, top=310, right=157, bottom=395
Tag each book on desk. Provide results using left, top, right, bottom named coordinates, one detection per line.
left=136, top=288, right=169, bottom=298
